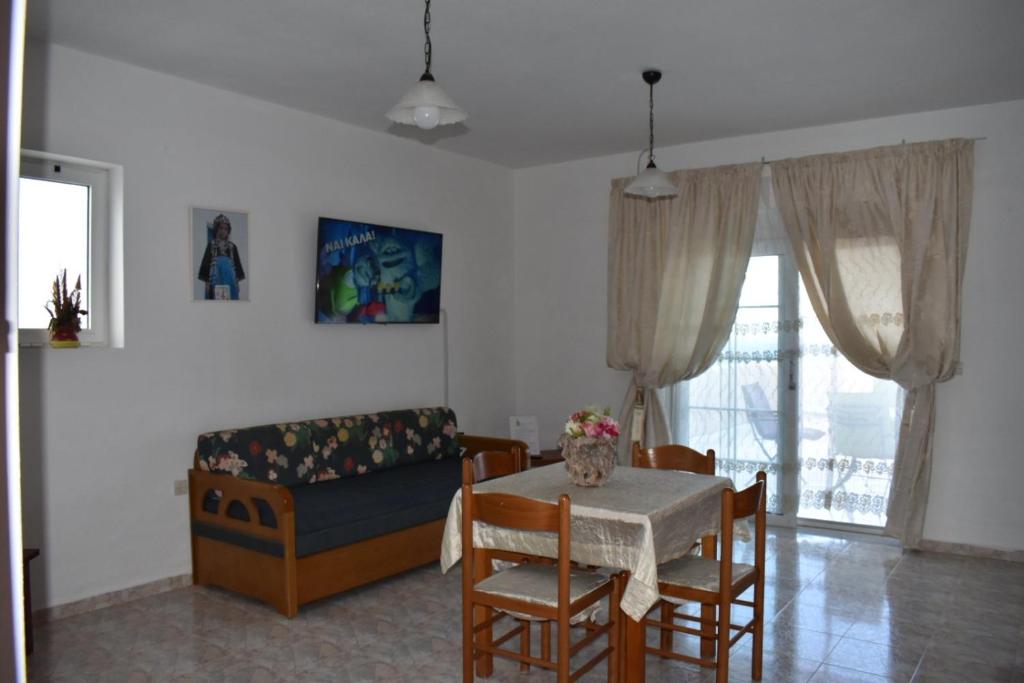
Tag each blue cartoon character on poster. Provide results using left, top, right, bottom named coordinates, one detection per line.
left=315, top=218, right=442, bottom=324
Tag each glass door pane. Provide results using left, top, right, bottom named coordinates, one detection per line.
left=796, top=282, right=901, bottom=527
left=671, top=255, right=786, bottom=515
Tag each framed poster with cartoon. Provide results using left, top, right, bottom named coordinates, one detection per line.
left=315, top=217, right=442, bottom=324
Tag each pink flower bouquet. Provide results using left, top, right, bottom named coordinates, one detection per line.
left=563, top=407, right=620, bottom=440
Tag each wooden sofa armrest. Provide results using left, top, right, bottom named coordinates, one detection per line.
left=188, top=469, right=295, bottom=543
left=458, top=433, right=530, bottom=471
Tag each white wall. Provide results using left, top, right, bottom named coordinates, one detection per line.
left=512, top=99, right=1024, bottom=553
left=20, top=42, right=515, bottom=609
left=20, top=40, right=1024, bottom=613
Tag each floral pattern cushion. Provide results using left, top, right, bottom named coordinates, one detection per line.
left=196, top=407, right=459, bottom=487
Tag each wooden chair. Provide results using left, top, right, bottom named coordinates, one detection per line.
left=643, top=471, right=767, bottom=682
left=461, top=455, right=540, bottom=569
left=461, top=482, right=622, bottom=682
left=631, top=442, right=716, bottom=475
left=458, top=433, right=530, bottom=473
left=460, top=455, right=552, bottom=673
left=464, top=449, right=524, bottom=485
left=632, top=441, right=717, bottom=654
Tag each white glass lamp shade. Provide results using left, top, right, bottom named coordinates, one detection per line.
left=386, top=76, right=467, bottom=129
left=624, top=163, right=679, bottom=198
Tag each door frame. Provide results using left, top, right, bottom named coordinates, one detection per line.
left=774, top=251, right=799, bottom=527
left=1, top=0, right=27, bottom=680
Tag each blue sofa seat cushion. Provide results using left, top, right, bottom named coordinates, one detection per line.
left=193, top=456, right=462, bottom=558
left=292, top=455, right=461, bottom=556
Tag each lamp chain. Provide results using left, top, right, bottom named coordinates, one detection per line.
left=648, top=80, right=655, bottom=165
left=423, top=0, right=432, bottom=75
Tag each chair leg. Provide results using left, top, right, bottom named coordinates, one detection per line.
left=753, top=584, right=764, bottom=681
left=608, top=574, right=621, bottom=683
left=619, top=608, right=627, bottom=683
left=716, top=601, right=730, bottom=683
left=659, top=601, right=674, bottom=651
left=520, top=619, right=531, bottom=672
left=700, top=535, right=718, bottom=666
left=473, top=553, right=494, bottom=677
left=463, top=595, right=474, bottom=682
left=558, top=620, right=571, bottom=682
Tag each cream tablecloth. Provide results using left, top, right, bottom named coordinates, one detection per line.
left=440, top=464, right=736, bottom=621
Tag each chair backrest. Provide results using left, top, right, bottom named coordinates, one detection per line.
left=828, top=392, right=894, bottom=461
left=741, top=384, right=779, bottom=441
left=718, top=471, right=767, bottom=599
left=632, top=442, right=716, bottom=475
left=461, top=483, right=573, bottom=612
left=470, top=491, right=565, bottom=533
left=729, top=474, right=766, bottom=521
left=458, top=433, right=529, bottom=471
left=463, top=449, right=523, bottom=485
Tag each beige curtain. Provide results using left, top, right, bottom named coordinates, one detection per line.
left=608, top=162, right=762, bottom=461
left=771, top=139, right=973, bottom=547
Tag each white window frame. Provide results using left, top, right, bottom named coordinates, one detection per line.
left=18, top=150, right=124, bottom=347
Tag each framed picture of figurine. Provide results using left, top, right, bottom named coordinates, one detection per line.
left=191, top=207, right=250, bottom=302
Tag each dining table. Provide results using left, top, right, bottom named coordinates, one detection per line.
left=440, top=462, right=737, bottom=682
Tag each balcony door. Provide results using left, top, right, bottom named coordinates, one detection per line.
left=668, top=251, right=902, bottom=529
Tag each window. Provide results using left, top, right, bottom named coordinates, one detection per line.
left=17, top=151, right=123, bottom=346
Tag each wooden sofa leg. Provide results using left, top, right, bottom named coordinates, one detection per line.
left=279, top=583, right=299, bottom=618
left=273, top=570, right=299, bottom=618
left=278, top=599, right=299, bottom=619
left=190, top=535, right=209, bottom=587
left=282, top=550, right=299, bottom=618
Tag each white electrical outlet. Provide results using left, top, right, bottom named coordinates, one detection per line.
left=173, top=479, right=188, bottom=496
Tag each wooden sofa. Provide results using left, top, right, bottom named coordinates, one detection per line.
left=188, top=406, right=527, bottom=617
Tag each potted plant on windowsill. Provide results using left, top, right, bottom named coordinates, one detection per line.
left=46, top=270, right=86, bottom=348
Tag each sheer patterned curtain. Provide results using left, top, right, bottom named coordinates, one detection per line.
left=771, top=139, right=974, bottom=547
left=607, top=162, right=762, bottom=462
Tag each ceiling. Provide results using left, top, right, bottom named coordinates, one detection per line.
left=26, top=0, right=1024, bottom=168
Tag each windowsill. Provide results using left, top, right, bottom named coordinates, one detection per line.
left=18, top=335, right=120, bottom=349
left=18, top=342, right=118, bottom=349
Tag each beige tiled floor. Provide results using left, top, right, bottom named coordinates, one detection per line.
left=28, top=529, right=1024, bottom=682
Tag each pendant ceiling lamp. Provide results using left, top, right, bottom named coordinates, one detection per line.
left=624, top=70, right=678, bottom=199
left=386, top=0, right=467, bottom=130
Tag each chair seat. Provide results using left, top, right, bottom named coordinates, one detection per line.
left=475, top=563, right=611, bottom=624
left=658, top=556, right=755, bottom=598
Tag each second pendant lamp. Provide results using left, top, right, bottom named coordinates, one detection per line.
left=386, top=0, right=467, bottom=130
left=625, top=70, right=678, bottom=199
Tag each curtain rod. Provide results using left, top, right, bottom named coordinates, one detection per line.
left=759, top=137, right=987, bottom=165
